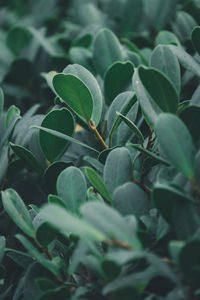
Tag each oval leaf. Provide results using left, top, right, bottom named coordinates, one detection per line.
left=53, top=74, right=93, bottom=124
left=155, top=113, right=196, bottom=179
left=39, top=108, right=75, bottom=163
left=56, top=166, right=87, bottom=214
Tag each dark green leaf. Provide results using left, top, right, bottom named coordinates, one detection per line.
left=116, top=112, right=144, bottom=144
left=16, top=234, right=61, bottom=277
left=34, top=126, right=99, bottom=154
left=10, top=142, right=44, bottom=176
left=191, top=26, right=200, bottom=55
left=133, top=66, right=178, bottom=127
left=63, top=64, right=102, bottom=126
left=85, top=167, right=112, bottom=203
left=179, top=105, right=200, bottom=143
left=39, top=108, right=75, bottom=162
left=6, top=25, right=32, bottom=56
left=52, top=74, right=93, bottom=124
left=104, top=61, right=134, bottom=104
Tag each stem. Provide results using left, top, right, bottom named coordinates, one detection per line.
left=89, top=120, right=108, bottom=150
left=131, top=175, right=151, bottom=195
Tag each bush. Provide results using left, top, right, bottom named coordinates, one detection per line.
left=1, top=0, right=200, bottom=299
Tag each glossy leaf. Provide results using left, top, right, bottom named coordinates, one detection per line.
left=104, top=61, right=134, bottom=104
left=52, top=74, right=93, bottom=124
left=10, top=142, right=44, bottom=176
left=85, top=167, right=112, bottom=203
left=39, top=108, right=75, bottom=163
left=2, top=189, right=35, bottom=238
left=63, top=64, right=102, bottom=126
left=155, top=113, right=196, bottom=179
left=93, top=28, right=123, bottom=76
left=134, top=66, right=178, bottom=123
left=34, top=126, right=99, bottom=154
left=56, top=166, right=87, bottom=214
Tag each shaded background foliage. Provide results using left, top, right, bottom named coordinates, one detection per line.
left=1, top=0, right=200, bottom=299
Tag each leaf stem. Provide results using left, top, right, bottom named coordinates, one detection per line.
left=89, top=120, right=108, bottom=150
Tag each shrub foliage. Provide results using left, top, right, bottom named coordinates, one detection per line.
left=1, top=0, right=200, bottom=299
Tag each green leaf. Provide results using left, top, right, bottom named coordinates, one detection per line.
left=2, top=189, right=35, bottom=238
left=152, top=183, right=194, bottom=224
left=63, top=64, right=102, bottom=126
left=133, top=66, right=178, bottom=126
left=36, top=222, right=58, bottom=248
left=172, top=11, right=197, bottom=42
left=116, top=112, right=144, bottom=144
left=39, top=108, right=75, bottom=163
left=168, top=44, right=200, bottom=78
left=104, top=61, right=134, bottom=104
left=56, top=166, right=87, bottom=214
left=0, top=87, right=4, bottom=116
left=127, top=144, right=169, bottom=166
left=103, top=147, right=132, bottom=195
left=9, top=143, right=44, bottom=176
left=85, top=167, right=112, bottom=203
left=107, top=92, right=137, bottom=146
left=81, top=201, right=141, bottom=249
left=6, top=25, right=32, bottom=56
left=6, top=105, right=20, bottom=128
left=155, top=113, right=196, bottom=179
left=52, top=74, right=93, bottom=124
left=155, top=30, right=180, bottom=46
left=93, top=28, right=123, bottom=77
left=179, top=105, right=200, bottom=143
left=113, top=182, right=150, bottom=217
left=40, top=204, right=106, bottom=241
left=191, top=26, right=200, bottom=55
left=150, top=45, right=181, bottom=94
left=143, top=0, right=179, bottom=30
left=44, top=161, right=74, bottom=195
left=34, top=126, right=99, bottom=154
left=16, top=234, right=61, bottom=277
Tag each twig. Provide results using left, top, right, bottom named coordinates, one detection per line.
left=89, top=120, right=108, bottom=149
